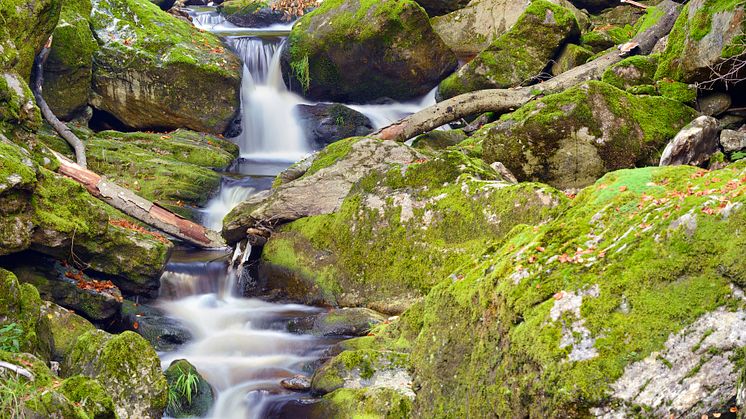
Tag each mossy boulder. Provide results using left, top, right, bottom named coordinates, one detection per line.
left=289, top=307, right=387, bottom=337
left=404, top=162, right=746, bottom=417
left=0, top=0, right=61, bottom=78
left=310, top=387, right=414, bottom=419
left=0, top=351, right=116, bottom=418
left=656, top=0, right=746, bottom=84
left=551, top=43, right=594, bottom=75
left=218, top=0, right=289, bottom=27
left=0, top=140, right=37, bottom=255
left=295, top=103, right=374, bottom=149
left=281, top=0, right=458, bottom=103
left=0, top=269, right=53, bottom=360
left=89, top=0, right=242, bottom=133
left=39, top=300, right=95, bottom=361
left=42, top=0, right=98, bottom=120
left=437, top=0, right=580, bottom=100
left=411, top=129, right=467, bottom=151
left=311, top=349, right=413, bottom=396
left=259, top=148, right=567, bottom=313
left=602, top=54, right=659, bottom=90
left=64, top=329, right=168, bottom=418
left=165, top=359, right=215, bottom=418
left=477, top=80, right=697, bottom=190
left=0, top=72, right=43, bottom=141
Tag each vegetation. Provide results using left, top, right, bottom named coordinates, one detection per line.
left=167, top=365, right=200, bottom=412
left=0, top=323, right=23, bottom=353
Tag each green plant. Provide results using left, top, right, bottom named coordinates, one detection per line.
left=0, top=374, right=31, bottom=418
left=0, top=323, right=23, bottom=353
left=335, top=115, right=345, bottom=126
left=290, top=55, right=311, bottom=93
left=167, top=366, right=200, bottom=412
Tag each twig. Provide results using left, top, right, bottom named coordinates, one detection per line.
left=621, top=0, right=649, bottom=9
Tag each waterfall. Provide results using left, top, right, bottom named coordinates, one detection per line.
left=192, top=11, right=227, bottom=30
left=202, top=180, right=257, bottom=231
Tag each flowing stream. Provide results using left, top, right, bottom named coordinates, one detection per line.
left=155, top=10, right=437, bottom=417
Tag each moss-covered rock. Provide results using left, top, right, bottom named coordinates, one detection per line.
left=0, top=269, right=53, bottom=360
left=551, top=43, right=594, bottom=75
left=601, top=54, right=659, bottom=90
left=165, top=359, right=215, bottom=418
left=89, top=0, right=242, bottom=133
left=0, top=0, right=61, bottom=78
left=477, top=80, right=697, bottom=189
left=39, top=300, right=95, bottom=361
left=656, top=0, right=746, bottom=84
left=0, top=140, right=37, bottom=255
left=0, top=72, right=43, bottom=141
left=65, top=329, right=168, bottom=417
left=0, top=351, right=116, bottom=418
left=412, top=129, right=468, bottom=151
left=281, top=0, right=457, bottom=102
left=311, top=387, right=414, bottom=419
left=404, top=162, right=746, bottom=417
left=218, top=0, right=290, bottom=27
left=259, top=148, right=567, bottom=313
left=311, top=349, right=412, bottom=395
left=437, top=0, right=580, bottom=100
left=42, top=0, right=98, bottom=120
left=289, top=307, right=387, bottom=337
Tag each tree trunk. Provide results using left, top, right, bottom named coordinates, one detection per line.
left=374, top=0, right=682, bottom=142
left=32, top=39, right=88, bottom=168
left=53, top=151, right=226, bottom=249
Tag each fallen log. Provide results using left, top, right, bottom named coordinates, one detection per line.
left=32, top=37, right=88, bottom=168
left=53, top=151, right=226, bottom=249
left=374, top=0, right=682, bottom=142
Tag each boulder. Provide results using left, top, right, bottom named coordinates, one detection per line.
left=0, top=72, right=43, bottom=142
left=0, top=141, right=37, bottom=255
left=601, top=55, right=658, bottom=91
left=295, top=103, right=374, bottom=149
left=64, top=329, right=168, bottom=418
left=281, top=0, right=457, bottom=102
left=89, top=0, right=242, bottom=133
left=164, top=359, right=215, bottom=418
left=698, top=92, right=732, bottom=116
left=258, top=148, right=567, bottom=312
left=721, top=129, right=746, bottom=153
left=42, top=0, right=98, bottom=120
left=218, top=0, right=289, bottom=27
left=310, top=388, right=414, bottom=418
left=656, top=0, right=746, bottom=84
left=118, top=300, right=192, bottom=351
left=0, top=268, right=53, bottom=360
left=411, top=130, right=468, bottom=151
left=39, top=301, right=95, bottom=361
left=281, top=374, right=311, bottom=391
left=0, top=0, right=61, bottom=78
left=551, top=43, right=594, bottom=76
left=437, top=0, right=580, bottom=100
left=415, top=0, right=469, bottom=16
left=476, top=81, right=697, bottom=189
left=659, top=115, right=720, bottom=167
left=289, top=308, right=387, bottom=337
left=311, top=349, right=413, bottom=396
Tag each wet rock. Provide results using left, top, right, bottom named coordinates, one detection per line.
left=118, top=300, right=192, bottom=351
left=295, top=103, right=374, bottom=149
left=698, top=92, right=732, bottom=116
left=273, top=153, right=317, bottom=187
left=477, top=81, right=697, bottom=189
left=165, top=359, right=215, bottom=418
left=659, top=115, right=720, bottom=167
left=281, top=0, right=457, bottom=102
left=89, top=0, right=242, bottom=133
left=281, top=374, right=311, bottom=391
left=437, top=0, right=580, bottom=100
left=720, top=129, right=746, bottom=153
left=64, top=329, right=168, bottom=418
left=289, top=308, right=387, bottom=337
left=219, top=0, right=289, bottom=28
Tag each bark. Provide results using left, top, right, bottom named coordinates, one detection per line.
left=32, top=39, right=88, bottom=168
left=53, top=151, right=226, bottom=249
left=374, top=0, right=682, bottom=142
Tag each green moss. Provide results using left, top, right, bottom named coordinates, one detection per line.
left=0, top=0, right=61, bottom=78
left=656, top=80, right=697, bottom=105
left=316, top=387, right=413, bottom=419
left=0, top=269, right=51, bottom=360
left=40, top=301, right=95, bottom=360
left=633, top=4, right=665, bottom=35
left=220, top=0, right=269, bottom=15
left=601, top=55, right=658, bottom=90
left=305, top=136, right=358, bottom=177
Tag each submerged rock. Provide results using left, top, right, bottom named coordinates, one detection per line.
left=118, top=300, right=192, bottom=351
left=476, top=81, right=696, bottom=189
left=289, top=308, right=387, bottom=337
left=659, top=115, right=720, bottom=167
left=437, top=0, right=580, bottom=100
left=89, top=0, right=242, bottom=133
left=165, top=359, right=215, bottom=418
left=295, top=103, right=374, bottom=149
left=281, top=0, right=457, bottom=102
left=281, top=374, right=311, bottom=391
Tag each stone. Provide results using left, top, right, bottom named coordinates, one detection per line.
left=720, top=129, right=746, bottom=153
left=165, top=359, right=215, bottom=418
left=601, top=55, right=658, bottom=91
left=411, top=130, right=468, bottom=151
left=0, top=0, right=61, bottom=79
left=698, top=92, right=732, bottom=116
left=89, top=0, right=242, bottom=133
left=64, top=329, right=168, bottom=418
left=659, top=115, right=720, bottom=167
left=0, top=268, right=53, bottom=360
left=281, top=374, right=311, bottom=391
left=295, top=103, right=374, bottom=149
left=311, top=349, right=414, bottom=397
left=289, top=308, right=387, bottom=337
left=437, top=0, right=580, bottom=100
left=551, top=43, right=594, bottom=76
left=219, top=0, right=291, bottom=27
left=281, top=0, right=457, bottom=103
left=118, top=300, right=192, bottom=351
left=0, top=141, right=37, bottom=255
left=39, top=301, right=95, bottom=361
left=414, top=0, right=470, bottom=16
left=477, top=81, right=697, bottom=189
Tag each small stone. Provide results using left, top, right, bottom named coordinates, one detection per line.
left=719, top=129, right=746, bottom=152
left=281, top=375, right=311, bottom=391
left=660, top=116, right=720, bottom=167
left=698, top=92, right=731, bottom=116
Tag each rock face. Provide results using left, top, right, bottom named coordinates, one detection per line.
left=118, top=300, right=192, bottom=351
left=659, top=115, right=720, bottom=167
left=219, top=0, right=289, bottom=27
left=721, top=129, right=746, bottom=153
left=437, top=0, right=580, bottom=100
left=40, top=300, right=95, bottom=361
left=476, top=81, right=697, bottom=189
left=0, top=0, right=61, bottom=79
left=656, top=0, right=746, bottom=84
left=281, top=0, right=458, bottom=103
left=295, top=103, right=374, bottom=149
left=89, top=0, right=242, bottom=133
left=0, top=268, right=53, bottom=359
left=257, top=146, right=566, bottom=313
left=165, top=359, right=215, bottom=418
left=65, top=329, right=168, bottom=418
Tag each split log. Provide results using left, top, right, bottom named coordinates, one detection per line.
left=32, top=37, right=88, bottom=168
left=53, top=151, right=227, bottom=249
left=374, top=0, right=682, bottom=142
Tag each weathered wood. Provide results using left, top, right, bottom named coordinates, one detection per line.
left=32, top=38, right=88, bottom=168
left=53, top=151, right=226, bottom=248
left=373, top=0, right=682, bottom=142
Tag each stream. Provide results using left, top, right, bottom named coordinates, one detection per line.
left=150, top=7, right=436, bottom=418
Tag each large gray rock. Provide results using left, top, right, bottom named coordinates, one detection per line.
left=698, top=92, right=732, bottom=117
left=659, top=116, right=720, bottom=167
left=720, top=129, right=746, bottom=152
left=289, top=308, right=387, bottom=337
left=295, top=103, right=374, bottom=149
